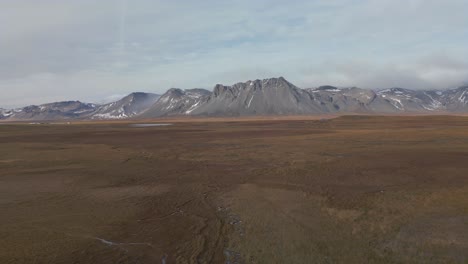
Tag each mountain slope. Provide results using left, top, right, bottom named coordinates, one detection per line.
left=370, top=88, right=445, bottom=113
left=0, top=108, right=13, bottom=119
left=91, top=92, right=160, bottom=119
left=441, top=86, right=468, bottom=112
left=140, top=88, right=211, bottom=117
left=306, top=86, right=377, bottom=113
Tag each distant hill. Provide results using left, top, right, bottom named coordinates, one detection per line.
left=1, top=92, right=159, bottom=121
left=1, top=101, right=97, bottom=121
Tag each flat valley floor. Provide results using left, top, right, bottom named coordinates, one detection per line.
left=1, top=116, right=468, bottom=263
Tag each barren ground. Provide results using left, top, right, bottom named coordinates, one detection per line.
left=1, top=116, right=468, bottom=263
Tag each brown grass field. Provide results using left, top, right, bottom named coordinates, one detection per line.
left=1, top=116, right=468, bottom=263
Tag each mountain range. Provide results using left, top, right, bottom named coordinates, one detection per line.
left=2, top=77, right=468, bottom=121
left=0, top=92, right=160, bottom=121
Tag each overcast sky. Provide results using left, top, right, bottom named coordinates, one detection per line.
left=1, top=0, right=468, bottom=108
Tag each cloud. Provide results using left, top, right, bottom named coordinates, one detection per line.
left=298, top=53, right=468, bottom=90
left=1, top=0, right=468, bottom=107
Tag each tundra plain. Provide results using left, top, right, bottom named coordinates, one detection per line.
left=1, top=116, right=468, bottom=263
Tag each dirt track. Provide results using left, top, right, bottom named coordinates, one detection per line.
left=1, top=116, right=468, bottom=263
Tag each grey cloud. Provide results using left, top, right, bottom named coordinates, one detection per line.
left=298, top=54, right=468, bottom=90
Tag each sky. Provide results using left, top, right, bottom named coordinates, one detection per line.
left=1, top=0, right=468, bottom=108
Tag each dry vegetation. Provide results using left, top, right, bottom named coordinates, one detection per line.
left=1, top=116, right=468, bottom=263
